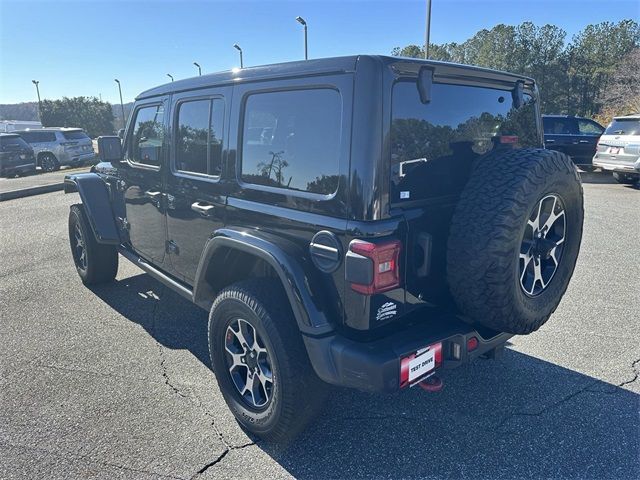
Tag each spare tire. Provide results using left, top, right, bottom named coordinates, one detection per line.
left=447, top=148, right=583, bottom=334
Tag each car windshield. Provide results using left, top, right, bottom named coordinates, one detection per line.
left=0, top=135, right=30, bottom=150
left=604, top=119, right=640, bottom=136
left=62, top=130, right=90, bottom=140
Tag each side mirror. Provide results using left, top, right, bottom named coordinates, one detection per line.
left=117, top=128, right=125, bottom=139
left=97, top=136, right=123, bottom=163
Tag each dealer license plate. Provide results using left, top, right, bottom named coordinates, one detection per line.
left=609, top=147, right=621, bottom=154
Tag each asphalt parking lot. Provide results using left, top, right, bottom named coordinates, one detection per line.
left=0, top=180, right=638, bottom=479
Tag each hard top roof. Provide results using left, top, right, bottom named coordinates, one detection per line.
left=137, top=54, right=534, bottom=100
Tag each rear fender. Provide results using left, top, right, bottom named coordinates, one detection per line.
left=193, top=227, right=335, bottom=336
left=64, top=173, right=120, bottom=244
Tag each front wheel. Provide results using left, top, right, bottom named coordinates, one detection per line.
left=208, top=279, right=328, bottom=442
left=68, top=204, right=118, bottom=285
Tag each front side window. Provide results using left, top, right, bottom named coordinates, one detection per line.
left=175, top=98, right=224, bottom=176
left=240, top=89, right=342, bottom=195
left=391, top=81, right=540, bottom=202
left=129, top=105, right=164, bottom=166
left=578, top=120, right=603, bottom=135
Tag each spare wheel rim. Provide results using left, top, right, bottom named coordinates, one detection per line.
left=519, top=193, right=566, bottom=297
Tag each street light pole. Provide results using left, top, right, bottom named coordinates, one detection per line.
left=424, top=0, right=432, bottom=59
left=233, top=44, right=244, bottom=68
left=114, top=79, right=125, bottom=129
left=193, top=62, right=201, bottom=76
left=295, top=16, right=308, bottom=60
left=32, top=80, right=42, bottom=123
left=167, top=74, right=174, bottom=82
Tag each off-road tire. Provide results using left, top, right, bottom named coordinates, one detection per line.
left=208, top=279, right=328, bottom=443
left=447, top=149, right=583, bottom=334
left=39, top=152, right=59, bottom=172
left=68, top=204, right=118, bottom=285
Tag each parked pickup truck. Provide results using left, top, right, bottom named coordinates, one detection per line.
left=64, top=56, right=583, bottom=442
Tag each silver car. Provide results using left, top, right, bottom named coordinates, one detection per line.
left=16, top=128, right=96, bottom=172
left=593, top=114, right=640, bottom=184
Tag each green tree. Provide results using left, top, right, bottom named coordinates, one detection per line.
left=392, top=20, right=639, bottom=118
left=566, top=20, right=640, bottom=115
left=40, top=96, right=115, bottom=137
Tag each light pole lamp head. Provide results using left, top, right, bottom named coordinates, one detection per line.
left=193, top=62, right=200, bottom=68
left=295, top=16, right=306, bottom=26
left=32, top=79, right=39, bottom=85
left=114, top=78, right=120, bottom=84
left=233, top=44, right=242, bottom=52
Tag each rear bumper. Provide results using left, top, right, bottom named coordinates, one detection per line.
left=593, top=154, right=640, bottom=173
left=303, top=313, right=512, bottom=393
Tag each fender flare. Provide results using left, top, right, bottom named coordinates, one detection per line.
left=64, top=173, right=120, bottom=245
left=193, top=228, right=336, bottom=337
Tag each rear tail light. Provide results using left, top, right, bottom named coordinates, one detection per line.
left=499, top=135, right=519, bottom=144
left=348, top=239, right=401, bottom=295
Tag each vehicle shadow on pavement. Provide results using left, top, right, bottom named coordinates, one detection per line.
left=91, top=273, right=639, bottom=479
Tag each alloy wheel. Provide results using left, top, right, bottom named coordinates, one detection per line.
left=519, top=194, right=566, bottom=296
left=224, top=318, right=274, bottom=409
left=73, top=223, right=87, bottom=271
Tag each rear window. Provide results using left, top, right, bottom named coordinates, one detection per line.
left=604, top=118, right=640, bottom=136
left=0, top=135, right=29, bottom=150
left=391, top=81, right=539, bottom=202
left=240, top=88, right=342, bottom=196
left=62, top=130, right=90, bottom=141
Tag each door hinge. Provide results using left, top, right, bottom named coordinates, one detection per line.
left=166, top=240, right=179, bottom=255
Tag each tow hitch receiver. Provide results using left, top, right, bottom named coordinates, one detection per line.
left=418, top=374, right=444, bottom=392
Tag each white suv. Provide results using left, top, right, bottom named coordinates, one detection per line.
left=593, top=114, right=640, bottom=184
left=16, top=128, right=96, bottom=172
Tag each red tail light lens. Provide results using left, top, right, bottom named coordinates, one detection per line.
left=349, top=240, right=401, bottom=294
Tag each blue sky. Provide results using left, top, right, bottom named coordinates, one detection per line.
left=1, top=0, right=638, bottom=104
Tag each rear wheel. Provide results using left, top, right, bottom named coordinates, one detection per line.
left=447, top=149, right=584, bottom=334
left=613, top=172, right=639, bottom=185
left=39, top=153, right=59, bottom=172
left=208, top=279, right=328, bottom=442
left=68, top=204, right=118, bottom=285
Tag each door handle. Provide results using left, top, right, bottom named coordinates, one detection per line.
left=545, top=139, right=555, bottom=143
left=579, top=140, right=589, bottom=144
left=191, top=201, right=215, bottom=216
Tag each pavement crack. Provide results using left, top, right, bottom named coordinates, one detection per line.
left=499, top=358, right=640, bottom=431
left=190, top=442, right=256, bottom=478
left=617, top=358, right=640, bottom=387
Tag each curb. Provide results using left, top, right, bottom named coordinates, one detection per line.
left=0, top=182, right=64, bottom=202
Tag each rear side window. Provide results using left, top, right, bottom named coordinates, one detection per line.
left=129, top=105, right=164, bottom=166
left=391, top=81, right=539, bottom=202
left=604, top=118, right=640, bottom=136
left=240, top=89, right=342, bottom=195
left=175, top=98, right=224, bottom=176
left=62, top=130, right=90, bottom=141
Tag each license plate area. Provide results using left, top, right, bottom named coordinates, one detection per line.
left=400, top=342, right=442, bottom=388
left=609, top=147, right=622, bottom=154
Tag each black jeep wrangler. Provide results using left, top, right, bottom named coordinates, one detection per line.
left=64, top=55, right=583, bottom=442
